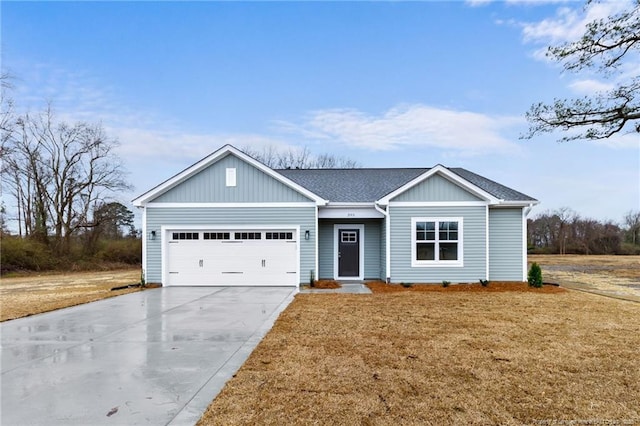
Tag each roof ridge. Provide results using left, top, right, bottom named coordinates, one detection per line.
left=275, top=167, right=430, bottom=171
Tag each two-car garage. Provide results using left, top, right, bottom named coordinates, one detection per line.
left=164, top=228, right=299, bottom=286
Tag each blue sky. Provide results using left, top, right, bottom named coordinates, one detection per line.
left=2, top=0, right=639, bottom=223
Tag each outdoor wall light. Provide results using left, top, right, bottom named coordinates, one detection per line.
left=150, top=230, right=156, bottom=240
left=304, top=230, right=310, bottom=240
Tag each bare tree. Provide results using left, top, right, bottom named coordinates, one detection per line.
left=623, top=209, right=640, bottom=245
left=524, top=0, right=640, bottom=141
left=528, top=208, right=625, bottom=254
left=2, top=105, right=132, bottom=253
left=242, top=145, right=360, bottom=169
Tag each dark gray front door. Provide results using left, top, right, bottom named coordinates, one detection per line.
left=338, top=229, right=359, bottom=277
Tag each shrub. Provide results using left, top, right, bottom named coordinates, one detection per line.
left=442, top=280, right=450, bottom=288
left=96, top=239, right=142, bottom=264
left=400, top=282, right=413, bottom=288
left=479, top=279, right=489, bottom=287
left=528, top=262, right=543, bottom=288
left=0, top=236, right=58, bottom=273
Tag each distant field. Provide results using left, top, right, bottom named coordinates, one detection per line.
left=530, top=255, right=640, bottom=302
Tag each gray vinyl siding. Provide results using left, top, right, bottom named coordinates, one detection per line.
left=489, top=208, right=524, bottom=281
left=389, top=205, right=486, bottom=283
left=145, top=206, right=316, bottom=284
left=152, top=153, right=313, bottom=203
left=392, top=173, right=482, bottom=202
left=318, top=221, right=334, bottom=279
left=317, top=219, right=383, bottom=280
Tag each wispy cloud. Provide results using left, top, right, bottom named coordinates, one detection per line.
left=588, top=132, right=640, bottom=150
left=468, top=0, right=569, bottom=6
left=111, top=126, right=293, bottom=162
left=519, top=0, right=633, bottom=48
left=567, top=79, right=615, bottom=95
left=275, top=104, right=523, bottom=156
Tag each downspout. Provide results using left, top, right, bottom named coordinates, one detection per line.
left=522, top=203, right=534, bottom=281
left=140, top=206, right=147, bottom=284
left=374, top=203, right=391, bottom=283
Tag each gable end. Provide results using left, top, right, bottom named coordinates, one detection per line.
left=132, top=145, right=326, bottom=206
left=391, top=173, right=483, bottom=202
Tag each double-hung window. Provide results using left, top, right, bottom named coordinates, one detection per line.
left=411, top=217, right=463, bottom=267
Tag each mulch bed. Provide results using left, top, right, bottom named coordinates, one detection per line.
left=366, top=281, right=566, bottom=293
left=305, top=280, right=342, bottom=289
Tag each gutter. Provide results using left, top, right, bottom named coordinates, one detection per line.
left=374, top=202, right=391, bottom=283
left=524, top=203, right=535, bottom=217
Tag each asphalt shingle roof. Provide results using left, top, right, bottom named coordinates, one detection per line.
left=277, top=167, right=536, bottom=203
left=449, top=168, right=536, bottom=202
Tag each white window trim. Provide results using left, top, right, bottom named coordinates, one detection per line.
left=411, top=217, right=464, bottom=268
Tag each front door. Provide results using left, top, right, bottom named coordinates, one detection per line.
left=338, top=229, right=360, bottom=277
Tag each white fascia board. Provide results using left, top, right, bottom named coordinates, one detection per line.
left=132, top=144, right=327, bottom=206
left=324, top=202, right=374, bottom=207
left=145, top=202, right=317, bottom=208
left=389, top=201, right=489, bottom=207
left=377, top=165, right=500, bottom=206
left=493, top=200, right=540, bottom=207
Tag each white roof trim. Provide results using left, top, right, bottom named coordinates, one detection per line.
left=132, top=144, right=328, bottom=206
left=376, top=165, right=500, bottom=206
left=490, top=200, right=540, bottom=207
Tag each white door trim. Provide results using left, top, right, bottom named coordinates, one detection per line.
left=333, top=224, right=365, bottom=281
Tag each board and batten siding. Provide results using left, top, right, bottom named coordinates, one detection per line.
left=318, top=219, right=383, bottom=280
left=392, top=173, right=482, bottom=202
left=389, top=205, right=486, bottom=282
left=153, top=153, right=312, bottom=203
left=144, top=206, right=316, bottom=284
left=488, top=208, right=524, bottom=281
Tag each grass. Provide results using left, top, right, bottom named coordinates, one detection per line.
left=0, top=268, right=145, bottom=322
left=530, top=254, right=640, bottom=302
left=199, top=290, right=640, bottom=425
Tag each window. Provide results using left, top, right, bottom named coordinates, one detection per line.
left=411, top=217, right=463, bottom=267
left=340, top=231, right=357, bottom=243
left=234, top=232, right=262, bottom=240
left=265, top=232, right=293, bottom=240
left=172, top=232, right=200, bottom=240
left=203, top=232, right=230, bottom=240
left=226, top=168, right=236, bottom=187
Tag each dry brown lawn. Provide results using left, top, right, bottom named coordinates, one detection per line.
left=0, top=268, right=145, bottom=322
left=199, top=290, right=640, bottom=425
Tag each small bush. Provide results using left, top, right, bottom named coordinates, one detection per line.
left=528, top=262, right=543, bottom=288
left=442, top=280, right=451, bottom=288
left=400, top=282, right=413, bottom=288
left=479, top=279, right=489, bottom=287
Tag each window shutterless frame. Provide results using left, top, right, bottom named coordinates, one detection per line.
left=411, top=217, right=463, bottom=267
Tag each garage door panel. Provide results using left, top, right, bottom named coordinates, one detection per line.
left=166, top=229, right=298, bottom=286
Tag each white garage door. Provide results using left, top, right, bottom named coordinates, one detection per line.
left=166, top=229, right=298, bottom=286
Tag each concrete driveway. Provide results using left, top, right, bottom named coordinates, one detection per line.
left=1, top=286, right=295, bottom=425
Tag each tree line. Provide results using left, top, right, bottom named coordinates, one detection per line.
left=1, top=76, right=139, bottom=272
left=528, top=208, right=640, bottom=255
